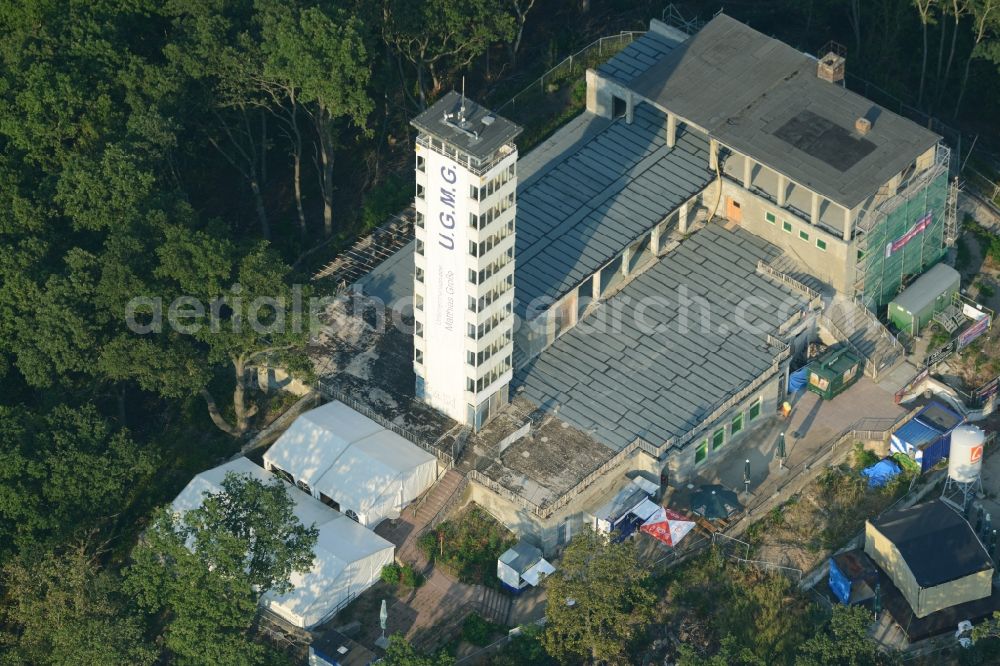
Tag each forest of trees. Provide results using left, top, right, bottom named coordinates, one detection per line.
left=1, top=0, right=1000, bottom=663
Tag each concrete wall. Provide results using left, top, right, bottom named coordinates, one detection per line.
left=257, top=366, right=312, bottom=397
left=720, top=179, right=855, bottom=293
left=666, top=373, right=783, bottom=483
left=467, top=449, right=661, bottom=557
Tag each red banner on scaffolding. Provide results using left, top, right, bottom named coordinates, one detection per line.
left=885, top=211, right=932, bottom=258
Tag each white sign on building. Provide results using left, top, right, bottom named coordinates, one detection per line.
left=422, top=149, right=469, bottom=417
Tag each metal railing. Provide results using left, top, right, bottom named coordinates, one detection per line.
left=756, top=260, right=823, bottom=310
left=316, top=377, right=457, bottom=467
left=495, top=31, right=645, bottom=114
left=722, top=412, right=911, bottom=537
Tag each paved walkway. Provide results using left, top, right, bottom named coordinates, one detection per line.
left=675, top=378, right=906, bottom=515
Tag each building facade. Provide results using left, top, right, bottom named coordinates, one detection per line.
left=411, top=93, right=521, bottom=429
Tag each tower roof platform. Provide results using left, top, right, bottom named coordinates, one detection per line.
left=411, top=91, right=521, bottom=162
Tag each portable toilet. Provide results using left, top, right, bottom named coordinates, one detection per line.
left=806, top=347, right=863, bottom=400
left=887, top=263, right=961, bottom=336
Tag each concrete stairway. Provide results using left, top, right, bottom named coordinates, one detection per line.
left=394, top=469, right=467, bottom=566
left=476, top=585, right=513, bottom=626
left=822, top=298, right=905, bottom=381
left=768, top=252, right=829, bottom=295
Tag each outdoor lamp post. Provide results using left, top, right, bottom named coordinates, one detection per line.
left=744, top=459, right=751, bottom=494
left=777, top=432, right=786, bottom=469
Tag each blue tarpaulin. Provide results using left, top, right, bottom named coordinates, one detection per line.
left=861, top=459, right=902, bottom=488
left=828, top=557, right=852, bottom=605
left=788, top=366, right=809, bottom=393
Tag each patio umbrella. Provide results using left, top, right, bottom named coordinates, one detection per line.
left=687, top=484, right=743, bottom=520
left=640, top=508, right=696, bottom=547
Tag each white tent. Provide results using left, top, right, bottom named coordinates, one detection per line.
left=263, top=401, right=439, bottom=527
left=262, top=401, right=382, bottom=490
left=172, top=457, right=394, bottom=629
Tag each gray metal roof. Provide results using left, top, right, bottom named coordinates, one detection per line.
left=890, top=262, right=960, bottom=314
left=596, top=30, right=683, bottom=86
left=411, top=91, right=521, bottom=161
left=515, top=102, right=713, bottom=317
left=513, top=223, right=809, bottom=452
left=629, top=14, right=940, bottom=209
left=498, top=540, right=542, bottom=573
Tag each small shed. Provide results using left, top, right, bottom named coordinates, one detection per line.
left=806, top=347, right=863, bottom=399
left=590, top=477, right=661, bottom=540
left=865, top=499, right=993, bottom=618
left=890, top=401, right=964, bottom=473
left=497, top=541, right=555, bottom=593
left=888, top=263, right=961, bottom=335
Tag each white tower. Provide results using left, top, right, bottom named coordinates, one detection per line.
left=411, top=92, right=521, bottom=430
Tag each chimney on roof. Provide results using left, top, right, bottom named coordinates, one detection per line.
left=855, top=117, right=872, bottom=135
left=817, top=41, right=845, bottom=84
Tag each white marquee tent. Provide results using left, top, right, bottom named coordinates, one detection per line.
left=263, top=401, right=439, bottom=527
left=172, top=457, right=394, bottom=629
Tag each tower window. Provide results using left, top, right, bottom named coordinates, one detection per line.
left=416, top=155, right=425, bottom=172
left=415, top=211, right=424, bottom=229
left=414, top=349, right=423, bottom=364
left=416, top=184, right=424, bottom=200
left=415, top=267, right=424, bottom=283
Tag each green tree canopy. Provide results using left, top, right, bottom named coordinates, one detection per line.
left=0, top=404, right=156, bottom=556
left=0, top=544, right=156, bottom=666
left=541, top=528, right=654, bottom=665
left=125, top=472, right=316, bottom=665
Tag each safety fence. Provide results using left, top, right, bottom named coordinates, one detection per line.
left=495, top=31, right=644, bottom=115
left=722, top=413, right=911, bottom=539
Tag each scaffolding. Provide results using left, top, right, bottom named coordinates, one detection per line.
left=853, top=145, right=951, bottom=310
left=312, top=208, right=414, bottom=287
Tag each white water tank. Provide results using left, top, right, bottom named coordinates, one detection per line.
left=948, top=425, right=986, bottom=484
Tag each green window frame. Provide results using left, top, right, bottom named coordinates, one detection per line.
left=748, top=398, right=761, bottom=422
left=782, top=220, right=793, bottom=233
left=695, top=439, right=708, bottom=464
left=712, top=427, right=726, bottom=450
left=857, top=249, right=865, bottom=261
left=731, top=412, right=744, bottom=437
left=816, top=238, right=827, bottom=251
left=799, top=230, right=810, bottom=242
left=765, top=211, right=776, bottom=224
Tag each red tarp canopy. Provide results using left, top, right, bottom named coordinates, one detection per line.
left=640, top=508, right=696, bottom=547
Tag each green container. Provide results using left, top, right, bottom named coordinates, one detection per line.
left=806, top=347, right=863, bottom=400
left=887, top=263, right=960, bottom=335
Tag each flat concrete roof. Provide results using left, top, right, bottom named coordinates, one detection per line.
left=514, top=223, right=809, bottom=452
left=515, top=102, right=713, bottom=317
left=411, top=91, right=521, bottom=161
left=629, top=14, right=940, bottom=209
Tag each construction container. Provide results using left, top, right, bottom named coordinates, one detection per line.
left=806, top=347, right=863, bottom=399
left=887, top=263, right=960, bottom=336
